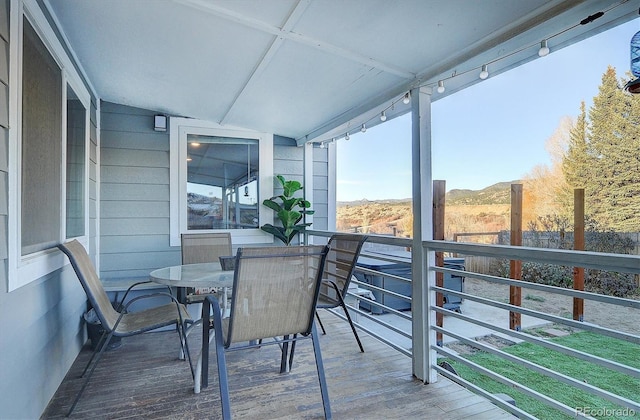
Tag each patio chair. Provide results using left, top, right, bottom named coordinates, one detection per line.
left=201, top=245, right=331, bottom=420
left=181, top=232, right=233, bottom=304
left=315, top=234, right=368, bottom=352
left=58, top=240, right=194, bottom=417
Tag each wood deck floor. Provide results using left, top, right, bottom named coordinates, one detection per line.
left=42, top=314, right=514, bottom=419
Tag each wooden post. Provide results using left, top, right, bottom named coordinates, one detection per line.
left=509, top=184, right=522, bottom=330
left=433, top=180, right=446, bottom=345
left=573, top=189, right=585, bottom=321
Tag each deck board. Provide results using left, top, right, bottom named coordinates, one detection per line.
left=42, top=314, right=514, bottom=419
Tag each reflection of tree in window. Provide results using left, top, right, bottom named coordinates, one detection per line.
left=186, top=135, right=259, bottom=230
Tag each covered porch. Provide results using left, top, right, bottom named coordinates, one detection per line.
left=1, top=1, right=638, bottom=419
left=42, top=314, right=514, bottom=419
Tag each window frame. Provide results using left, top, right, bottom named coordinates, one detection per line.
left=169, top=117, right=273, bottom=247
left=7, top=1, right=91, bottom=291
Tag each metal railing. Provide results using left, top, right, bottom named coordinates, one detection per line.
left=308, top=230, right=640, bottom=419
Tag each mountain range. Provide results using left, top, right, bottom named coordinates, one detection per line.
left=338, top=181, right=520, bottom=207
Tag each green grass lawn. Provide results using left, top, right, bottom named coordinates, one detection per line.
left=445, top=331, right=639, bottom=419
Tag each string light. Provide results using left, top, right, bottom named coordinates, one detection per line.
left=361, top=123, right=366, bottom=133
left=302, top=4, right=624, bottom=146
left=319, top=142, right=325, bottom=149
left=538, top=39, right=550, bottom=57
left=479, top=64, right=489, bottom=79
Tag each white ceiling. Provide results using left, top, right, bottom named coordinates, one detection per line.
left=45, top=0, right=638, bottom=145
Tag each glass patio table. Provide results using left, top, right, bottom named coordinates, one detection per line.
left=149, top=262, right=234, bottom=290
left=149, top=262, right=235, bottom=394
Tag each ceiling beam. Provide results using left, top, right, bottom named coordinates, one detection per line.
left=220, top=0, right=312, bottom=124
left=177, top=0, right=416, bottom=79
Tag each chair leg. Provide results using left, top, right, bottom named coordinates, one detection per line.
left=79, top=329, right=110, bottom=378
left=311, top=324, right=332, bottom=420
left=287, top=334, right=297, bottom=371
left=337, top=295, right=364, bottom=352
left=179, top=321, right=194, bottom=379
left=280, top=335, right=290, bottom=373
left=315, top=311, right=327, bottom=335
left=67, top=333, right=115, bottom=417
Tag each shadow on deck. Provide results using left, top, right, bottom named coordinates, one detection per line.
left=42, top=313, right=514, bottom=419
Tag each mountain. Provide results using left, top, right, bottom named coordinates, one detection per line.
left=337, top=181, right=519, bottom=207
left=446, top=181, right=519, bottom=205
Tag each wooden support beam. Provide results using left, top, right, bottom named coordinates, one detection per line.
left=573, top=188, right=585, bottom=321
left=433, top=180, right=446, bottom=345
left=509, top=184, right=522, bottom=331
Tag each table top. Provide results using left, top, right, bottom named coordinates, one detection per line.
left=149, top=262, right=234, bottom=288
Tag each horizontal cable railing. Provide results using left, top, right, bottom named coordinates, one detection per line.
left=308, top=230, right=640, bottom=418
left=424, top=239, right=640, bottom=418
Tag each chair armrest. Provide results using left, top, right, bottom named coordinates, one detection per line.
left=116, top=281, right=172, bottom=312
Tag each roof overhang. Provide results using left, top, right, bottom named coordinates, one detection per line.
left=44, top=0, right=639, bottom=146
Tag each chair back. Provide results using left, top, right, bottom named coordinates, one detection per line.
left=320, top=234, right=368, bottom=303
left=225, top=245, right=328, bottom=346
left=58, top=240, right=120, bottom=332
left=181, top=232, right=232, bottom=264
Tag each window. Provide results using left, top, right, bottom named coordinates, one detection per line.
left=169, top=118, right=273, bottom=246
left=186, top=134, right=258, bottom=230
left=8, top=10, right=90, bottom=291
left=65, top=85, right=86, bottom=238
left=21, top=17, right=62, bottom=255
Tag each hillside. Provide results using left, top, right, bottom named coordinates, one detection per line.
left=446, top=181, right=520, bottom=205
left=337, top=182, right=514, bottom=239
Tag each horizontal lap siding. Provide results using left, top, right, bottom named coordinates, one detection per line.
left=0, top=3, right=89, bottom=418
left=100, top=103, right=311, bottom=281
left=100, top=102, right=179, bottom=281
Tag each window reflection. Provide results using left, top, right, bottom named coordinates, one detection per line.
left=186, top=135, right=259, bottom=230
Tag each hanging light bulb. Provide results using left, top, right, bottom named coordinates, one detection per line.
left=402, top=92, right=411, bottom=104
left=345, top=132, right=350, bottom=141
left=380, top=111, right=387, bottom=121
left=361, top=123, right=366, bottom=133
left=538, top=39, right=550, bottom=57
left=244, top=185, right=249, bottom=197
left=437, top=80, right=445, bottom=93
left=331, top=137, right=336, bottom=143
left=479, top=64, right=489, bottom=80
left=319, top=142, right=325, bottom=149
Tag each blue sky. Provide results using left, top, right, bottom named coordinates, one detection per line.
left=336, top=18, right=639, bottom=201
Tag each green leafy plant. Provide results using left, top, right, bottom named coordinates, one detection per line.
left=260, top=175, right=314, bottom=246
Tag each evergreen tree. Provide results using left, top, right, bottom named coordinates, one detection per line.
left=562, top=101, right=591, bottom=215
left=562, top=66, right=640, bottom=231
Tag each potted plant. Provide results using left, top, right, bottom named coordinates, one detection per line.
left=260, top=175, right=314, bottom=246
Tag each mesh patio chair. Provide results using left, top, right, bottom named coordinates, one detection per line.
left=181, top=232, right=233, bottom=304
left=201, top=245, right=332, bottom=420
left=58, top=240, right=194, bottom=417
left=315, top=234, right=368, bottom=352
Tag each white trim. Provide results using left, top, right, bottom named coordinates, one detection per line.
left=303, top=142, right=314, bottom=237
left=7, top=0, right=92, bottom=291
left=169, top=117, right=274, bottom=247
left=327, top=141, right=336, bottom=231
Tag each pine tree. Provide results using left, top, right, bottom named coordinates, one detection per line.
left=562, top=101, right=591, bottom=216
left=562, top=66, right=640, bottom=231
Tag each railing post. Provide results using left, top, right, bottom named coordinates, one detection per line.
left=433, top=180, right=445, bottom=346
left=509, top=184, right=522, bottom=331
left=573, top=188, right=585, bottom=321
